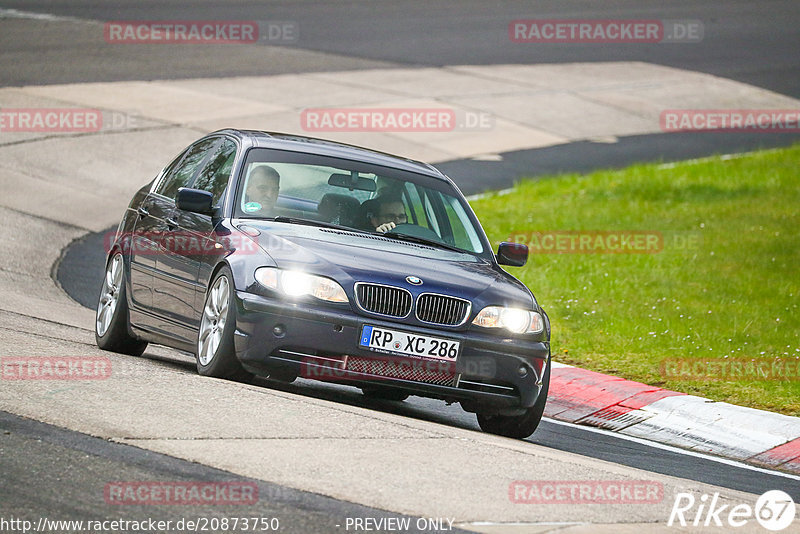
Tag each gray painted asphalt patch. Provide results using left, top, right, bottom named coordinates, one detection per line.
left=55, top=229, right=106, bottom=309
left=0, top=410, right=470, bottom=533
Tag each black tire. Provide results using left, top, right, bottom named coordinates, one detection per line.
left=477, top=361, right=550, bottom=439
left=196, top=266, right=252, bottom=382
left=95, top=253, right=148, bottom=356
left=361, top=386, right=410, bottom=402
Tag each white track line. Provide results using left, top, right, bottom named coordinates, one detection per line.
left=0, top=8, right=92, bottom=24
left=656, top=147, right=787, bottom=169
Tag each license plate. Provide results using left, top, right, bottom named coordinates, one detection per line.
left=359, top=325, right=460, bottom=361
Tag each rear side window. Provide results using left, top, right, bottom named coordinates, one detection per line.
left=192, top=138, right=237, bottom=206
left=155, top=138, right=219, bottom=200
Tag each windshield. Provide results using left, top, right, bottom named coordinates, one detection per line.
left=234, top=148, right=488, bottom=255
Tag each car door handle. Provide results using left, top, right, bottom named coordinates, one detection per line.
left=137, top=206, right=150, bottom=218
left=165, top=217, right=179, bottom=229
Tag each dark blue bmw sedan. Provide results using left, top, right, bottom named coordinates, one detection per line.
left=96, top=129, right=551, bottom=438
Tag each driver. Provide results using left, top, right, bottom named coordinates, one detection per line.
left=243, top=165, right=280, bottom=213
left=368, top=193, right=407, bottom=233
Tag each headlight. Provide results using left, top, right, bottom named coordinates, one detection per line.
left=472, top=306, right=544, bottom=334
left=254, top=267, right=278, bottom=290
left=255, top=267, right=348, bottom=303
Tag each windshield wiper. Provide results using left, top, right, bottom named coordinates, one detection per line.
left=268, top=216, right=371, bottom=234
left=268, top=216, right=348, bottom=230
left=381, top=231, right=465, bottom=253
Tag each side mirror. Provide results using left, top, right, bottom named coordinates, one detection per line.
left=496, top=241, right=528, bottom=267
left=176, top=188, right=215, bottom=215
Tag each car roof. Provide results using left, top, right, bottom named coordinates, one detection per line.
left=211, top=128, right=450, bottom=182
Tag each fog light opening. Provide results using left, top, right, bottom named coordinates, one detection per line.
left=273, top=324, right=286, bottom=338
left=333, top=324, right=343, bottom=333
left=517, top=365, right=528, bottom=378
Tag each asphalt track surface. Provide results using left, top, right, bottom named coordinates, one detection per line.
left=3, top=1, right=800, bottom=531
left=1, top=0, right=799, bottom=99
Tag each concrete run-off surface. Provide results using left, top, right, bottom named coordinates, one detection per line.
left=4, top=62, right=799, bottom=165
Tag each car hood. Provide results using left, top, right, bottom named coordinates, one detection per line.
left=236, top=221, right=535, bottom=308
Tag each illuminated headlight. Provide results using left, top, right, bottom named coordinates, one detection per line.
left=472, top=306, right=544, bottom=334
left=254, top=267, right=278, bottom=290
left=255, top=267, right=348, bottom=303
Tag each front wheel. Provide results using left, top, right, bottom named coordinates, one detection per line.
left=196, top=266, right=252, bottom=382
left=95, top=253, right=147, bottom=356
left=477, top=361, right=550, bottom=439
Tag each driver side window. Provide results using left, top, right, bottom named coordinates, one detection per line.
left=155, top=138, right=219, bottom=200
left=192, top=138, right=236, bottom=206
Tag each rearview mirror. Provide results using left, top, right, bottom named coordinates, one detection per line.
left=176, top=188, right=215, bottom=215
left=328, top=172, right=377, bottom=192
left=496, top=242, right=528, bottom=267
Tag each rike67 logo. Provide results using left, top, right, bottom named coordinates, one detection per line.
left=668, top=490, right=796, bottom=531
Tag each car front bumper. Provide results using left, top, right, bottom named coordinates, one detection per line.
left=233, top=291, right=550, bottom=412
